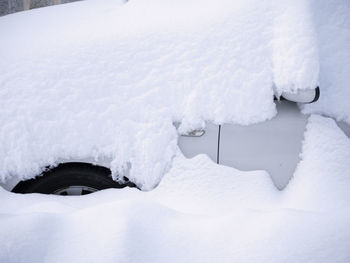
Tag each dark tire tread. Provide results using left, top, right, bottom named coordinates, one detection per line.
left=12, top=162, right=133, bottom=195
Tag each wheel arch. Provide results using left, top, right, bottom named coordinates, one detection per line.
left=11, top=162, right=113, bottom=193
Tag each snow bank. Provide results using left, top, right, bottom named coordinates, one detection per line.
left=1, top=195, right=349, bottom=263
left=1, top=115, right=350, bottom=262
left=0, top=0, right=329, bottom=188
left=302, top=0, right=350, bottom=124
left=285, top=115, right=350, bottom=211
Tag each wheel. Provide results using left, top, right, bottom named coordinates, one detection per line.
left=12, top=162, right=135, bottom=196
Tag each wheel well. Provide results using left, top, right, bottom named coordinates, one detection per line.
left=12, top=162, right=114, bottom=193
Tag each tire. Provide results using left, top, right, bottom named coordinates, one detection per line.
left=12, top=162, right=135, bottom=195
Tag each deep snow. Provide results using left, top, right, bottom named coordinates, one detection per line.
left=0, top=1, right=350, bottom=260
left=302, top=0, right=350, bottom=124
left=0, top=115, right=350, bottom=262
left=0, top=0, right=327, bottom=189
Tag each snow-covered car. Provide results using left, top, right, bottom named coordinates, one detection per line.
left=5, top=0, right=348, bottom=196
left=0, top=89, right=319, bottom=195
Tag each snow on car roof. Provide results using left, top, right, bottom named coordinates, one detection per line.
left=0, top=0, right=348, bottom=189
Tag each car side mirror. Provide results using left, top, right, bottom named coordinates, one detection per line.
left=280, top=87, right=320, bottom=104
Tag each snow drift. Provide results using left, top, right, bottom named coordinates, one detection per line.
left=302, top=0, right=350, bottom=124
left=0, top=0, right=346, bottom=189
left=0, top=115, right=350, bottom=262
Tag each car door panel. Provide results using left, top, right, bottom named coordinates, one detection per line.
left=220, top=101, right=308, bottom=189
left=178, top=123, right=219, bottom=163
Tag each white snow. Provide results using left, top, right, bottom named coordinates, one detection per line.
left=0, top=0, right=324, bottom=188
left=301, top=0, right=350, bottom=124
left=0, top=115, right=350, bottom=262
left=0, top=0, right=350, bottom=261
left=285, top=115, right=350, bottom=211
left=272, top=0, right=319, bottom=94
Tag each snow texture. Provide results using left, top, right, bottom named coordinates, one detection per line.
left=285, top=115, right=350, bottom=211
left=302, top=0, right=350, bottom=124
left=0, top=0, right=324, bottom=189
left=0, top=115, right=350, bottom=262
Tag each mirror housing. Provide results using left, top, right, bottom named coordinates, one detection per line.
left=280, top=87, right=320, bottom=104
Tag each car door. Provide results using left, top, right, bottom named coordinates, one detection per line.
left=219, top=101, right=308, bottom=189
left=178, top=123, right=219, bottom=163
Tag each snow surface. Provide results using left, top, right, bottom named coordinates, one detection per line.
left=302, top=0, right=350, bottom=124
left=0, top=1, right=349, bottom=261
left=285, top=115, right=350, bottom=211
left=0, top=0, right=325, bottom=189
left=0, top=115, right=350, bottom=262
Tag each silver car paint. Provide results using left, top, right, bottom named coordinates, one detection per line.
left=179, top=101, right=308, bottom=190
left=220, top=101, right=308, bottom=190
left=178, top=123, right=219, bottom=163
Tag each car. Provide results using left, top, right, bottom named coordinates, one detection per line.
left=0, top=88, right=320, bottom=195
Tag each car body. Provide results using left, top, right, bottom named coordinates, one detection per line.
left=179, top=100, right=307, bottom=190
left=0, top=88, right=324, bottom=194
